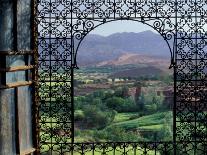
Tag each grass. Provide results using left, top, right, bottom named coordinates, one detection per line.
left=111, top=111, right=172, bottom=130
left=138, top=124, right=164, bottom=130
left=75, top=110, right=84, bottom=116
left=39, top=111, right=172, bottom=155
left=113, top=112, right=139, bottom=123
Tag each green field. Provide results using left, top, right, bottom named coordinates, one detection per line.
left=113, top=112, right=172, bottom=130
left=114, top=112, right=139, bottom=123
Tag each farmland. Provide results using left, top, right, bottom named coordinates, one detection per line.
left=74, top=64, right=174, bottom=142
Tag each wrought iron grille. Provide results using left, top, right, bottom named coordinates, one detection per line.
left=36, top=0, right=207, bottom=154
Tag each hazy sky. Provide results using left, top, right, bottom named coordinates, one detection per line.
left=89, top=20, right=157, bottom=36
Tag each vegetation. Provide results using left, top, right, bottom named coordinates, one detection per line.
left=74, top=64, right=174, bottom=143
left=39, top=64, right=175, bottom=154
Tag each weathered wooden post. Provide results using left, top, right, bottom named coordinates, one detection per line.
left=0, top=0, right=37, bottom=154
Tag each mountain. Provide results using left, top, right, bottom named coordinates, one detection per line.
left=96, top=53, right=169, bottom=67
left=109, top=66, right=165, bottom=79
left=77, top=30, right=171, bottom=66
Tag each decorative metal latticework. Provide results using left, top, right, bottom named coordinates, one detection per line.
left=36, top=0, right=207, bottom=154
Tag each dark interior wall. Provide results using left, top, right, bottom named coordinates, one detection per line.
left=0, top=1, right=16, bottom=154
left=0, top=0, right=34, bottom=154
left=0, top=89, right=16, bottom=155
left=0, top=0, right=13, bottom=51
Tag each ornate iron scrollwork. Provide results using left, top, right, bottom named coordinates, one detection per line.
left=36, top=0, right=207, bottom=154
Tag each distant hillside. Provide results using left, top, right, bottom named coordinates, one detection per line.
left=109, top=66, right=164, bottom=79
left=77, top=30, right=171, bottom=66
left=96, top=53, right=169, bottom=68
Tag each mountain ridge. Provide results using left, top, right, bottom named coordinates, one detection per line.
left=96, top=53, right=169, bottom=67
left=77, top=30, right=172, bottom=66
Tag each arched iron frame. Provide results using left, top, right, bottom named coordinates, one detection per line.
left=35, top=0, right=207, bottom=154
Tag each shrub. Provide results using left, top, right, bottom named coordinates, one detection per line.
left=106, top=97, right=125, bottom=112
left=106, top=97, right=136, bottom=112
left=94, top=126, right=144, bottom=142
left=129, top=114, right=140, bottom=120
left=74, top=110, right=85, bottom=121
left=145, top=104, right=157, bottom=114
left=82, top=105, right=115, bottom=129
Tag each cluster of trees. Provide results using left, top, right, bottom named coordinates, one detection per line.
left=137, top=74, right=173, bottom=83
left=75, top=85, right=168, bottom=130
left=74, top=87, right=135, bottom=129
left=137, top=91, right=165, bottom=114
left=74, top=72, right=173, bottom=87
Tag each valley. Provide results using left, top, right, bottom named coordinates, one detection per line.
left=74, top=62, right=174, bottom=142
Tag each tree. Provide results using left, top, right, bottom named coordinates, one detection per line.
left=106, top=97, right=125, bottom=112
left=151, top=93, right=164, bottom=111
left=114, top=87, right=123, bottom=97
left=96, top=126, right=141, bottom=142
left=136, top=92, right=145, bottom=111
left=82, top=105, right=115, bottom=129
left=112, top=78, right=115, bottom=86
left=114, top=86, right=130, bottom=98
left=74, top=96, right=86, bottom=110
left=122, top=86, right=130, bottom=98
left=152, top=96, right=158, bottom=111
left=91, top=98, right=102, bottom=105
left=157, top=121, right=172, bottom=141
left=139, top=93, right=145, bottom=111
left=123, top=77, right=127, bottom=83
left=93, top=90, right=105, bottom=98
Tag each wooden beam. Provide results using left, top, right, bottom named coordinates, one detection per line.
left=18, top=148, right=36, bottom=155
left=0, top=81, right=33, bottom=89
left=0, top=65, right=34, bottom=72
left=0, top=50, right=33, bottom=55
